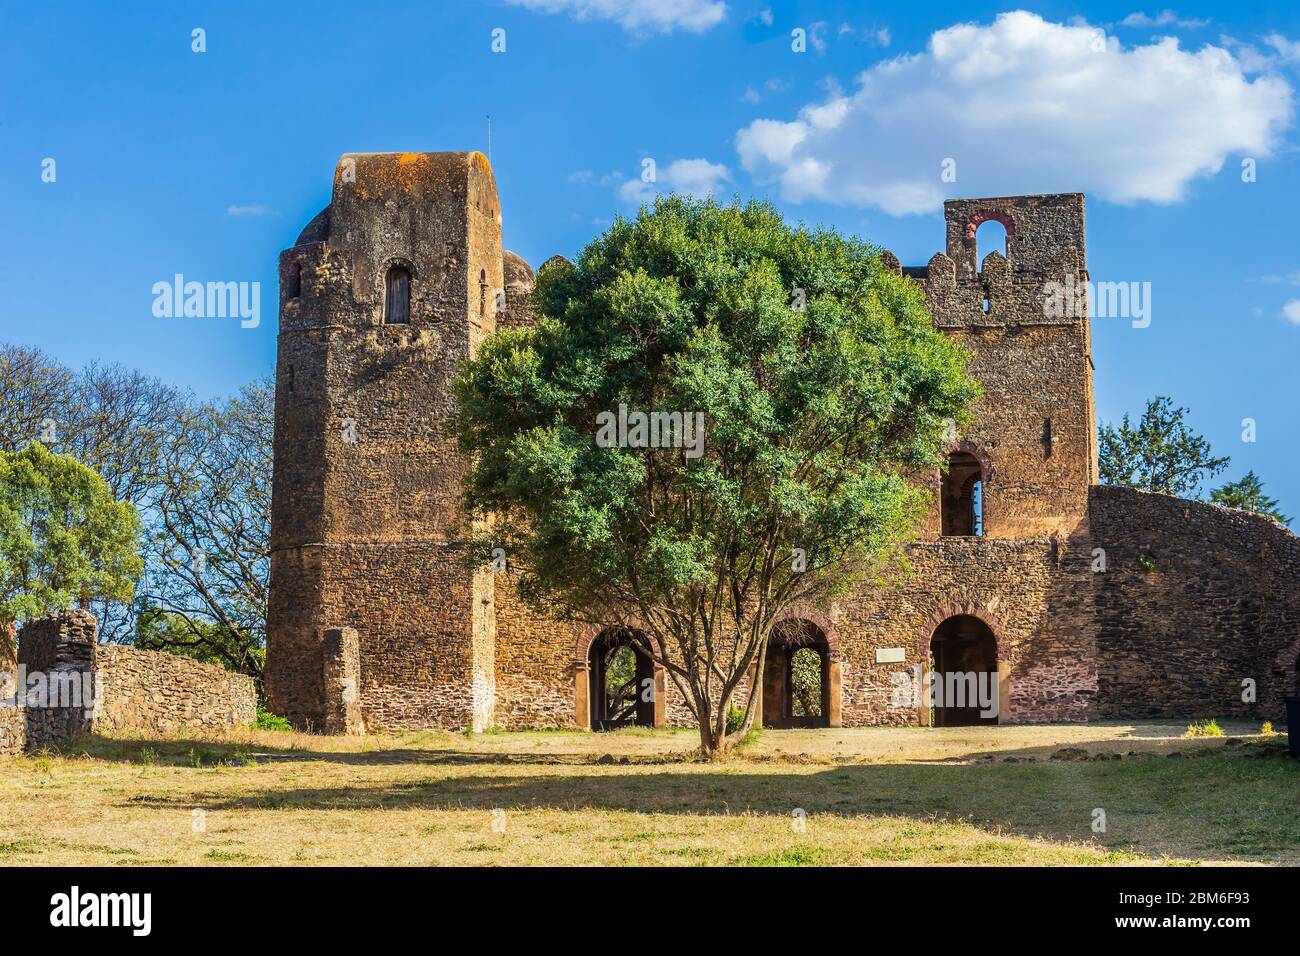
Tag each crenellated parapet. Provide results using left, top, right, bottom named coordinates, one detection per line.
left=893, top=195, right=1091, bottom=330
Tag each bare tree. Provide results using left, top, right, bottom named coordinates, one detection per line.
left=0, top=344, right=74, bottom=452
left=139, top=380, right=272, bottom=679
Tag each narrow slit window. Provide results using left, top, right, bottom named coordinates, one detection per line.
left=385, top=266, right=411, bottom=324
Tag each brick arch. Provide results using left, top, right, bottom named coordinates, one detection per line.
left=930, top=441, right=994, bottom=493
left=915, top=601, right=1006, bottom=663
left=573, top=619, right=648, bottom=667
left=964, top=210, right=1017, bottom=240
left=771, top=605, right=841, bottom=662
left=946, top=440, right=993, bottom=484
left=377, top=255, right=419, bottom=285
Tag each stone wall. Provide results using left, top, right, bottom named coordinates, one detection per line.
left=0, top=610, right=257, bottom=755
left=1089, top=485, right=1300, bottom=721
left=92, top=644, right=257, bottom=735
left=0, top=701, right=24, bottom=756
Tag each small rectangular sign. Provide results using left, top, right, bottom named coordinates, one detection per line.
left=876, top=647, right=906, bottom=664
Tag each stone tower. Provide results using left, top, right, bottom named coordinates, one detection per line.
left=896, top=193, right=1098, bottom=541
left=265, top=152, right=503, bottom=732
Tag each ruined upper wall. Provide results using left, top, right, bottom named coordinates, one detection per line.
left=881, top=194, right=1097, bottom=539
left=945, top=194, right=1085, bottom=279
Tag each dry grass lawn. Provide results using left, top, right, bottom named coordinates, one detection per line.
left=1, top=719, right=1295, bottom=866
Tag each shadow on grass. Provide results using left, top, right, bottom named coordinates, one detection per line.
left=102, top=739, right=1300, bottom=863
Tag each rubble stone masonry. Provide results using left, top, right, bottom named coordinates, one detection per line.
left=264, top=160, right=1300, bottom=734
left=0, top=610, right=256, bottom=755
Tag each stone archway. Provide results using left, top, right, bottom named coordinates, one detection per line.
left=762, top=608, right=842, bottom=728
left=929, top=615, right=998, bottom=726
left=762, top=620, right=830, bottom=729
left=573, top=622, right=665, bottom=730
left=916, top=602, right=1009, bottom=726
left=1270, top=637, right=1300, bottom=719
left=588, top=628, right=654, bottom=730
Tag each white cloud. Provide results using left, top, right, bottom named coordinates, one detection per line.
left=1120, top=10, right=1208, bottom=30
left=1253, top=270, right=1300, bottom=285
left=1218, top=33, right=1300, bottom=72
left=736, top=11, right=1293, bottom=216
left=505, top=0, right=725, bottom=34
left=1265, top=32, right=1300, bottom=63
left=227, top=204, right=276, bottom=217
left=1282, top=299, right=1300, bottom=324
left=619, top=158, right=731, bottom=203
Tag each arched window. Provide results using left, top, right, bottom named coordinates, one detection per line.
left=384, top=265, right=411, bottom=324
left=974, top=219, right=1008, bottom=268
left=941, top=451, right=984, bottom=537
left=286, top=262, right=301, bottom=299
left=478, top=268, right=488, bottom=318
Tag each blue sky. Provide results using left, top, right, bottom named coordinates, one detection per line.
left=2, top=0, right=1298, bottom=512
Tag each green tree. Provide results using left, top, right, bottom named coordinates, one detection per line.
left=454, top=196, right=979, bottom=756
left=0, top=442, right=143, bottom=646
left=1099, top=396, right=1229, bottom=498
left=1210, top=471, right=1290, bottom=525
left=135, top=605, right=265, bottom=679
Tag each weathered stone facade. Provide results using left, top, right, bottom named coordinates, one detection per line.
left=265, top=155, right=1300, bottom=734
left=0, top=611, right=257, bottom=755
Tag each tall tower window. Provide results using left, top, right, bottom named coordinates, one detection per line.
left=385, top=265, right=411, bottom=324
left=286, top=261, right=301, bottom=299
left=941, top=451, right=985, bottom=537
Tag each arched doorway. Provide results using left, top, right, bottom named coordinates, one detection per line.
left=588, top=628, right=655, bottom=730
left=762, top=619, right=830, bottom=729
left=929, top=615, right=999, bottom=726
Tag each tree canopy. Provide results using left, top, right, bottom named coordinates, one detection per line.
left=0, top=442, right=143, bottom=636
left=1211, top=470, right=1290, bottom=525
left=454, top=196, right=979, bottom=755
left=1099, top=396, right=1229, bottom=498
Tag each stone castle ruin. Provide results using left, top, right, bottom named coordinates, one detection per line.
left=1, top=610, right=257, bottom=755
left=263, top=152, right=1300, bottom=735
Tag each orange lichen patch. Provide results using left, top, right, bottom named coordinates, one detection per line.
left=398, top=152, right=423, bottom=165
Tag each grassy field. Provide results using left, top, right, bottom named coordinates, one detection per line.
left=0, top=720, right=1295, bottom=866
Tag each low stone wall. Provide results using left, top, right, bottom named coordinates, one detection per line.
left=93, top=644, right=257, bottom=735
left=0, top=610, right=258, bottom=754
left=0, top=692, right=24, bottom=755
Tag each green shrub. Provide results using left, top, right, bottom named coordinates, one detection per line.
left=725, top=706, right=747, bottom=736
left=254, top=705, right=293, bottom=731
left=1185, top=719, right=1223, bottom=738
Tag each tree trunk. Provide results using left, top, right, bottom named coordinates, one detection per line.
left=0, top=619, right=16, bottom=670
